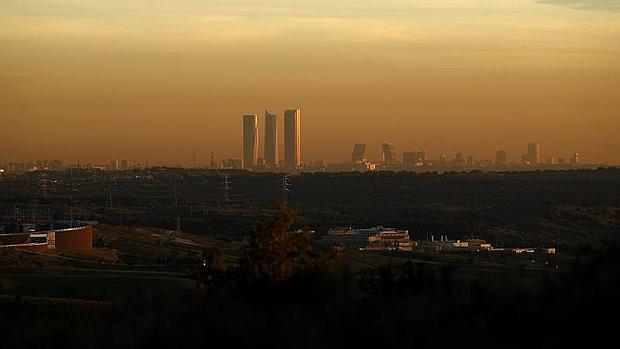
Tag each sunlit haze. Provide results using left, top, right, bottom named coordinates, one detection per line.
left=1, top=0, right=619, bottom=165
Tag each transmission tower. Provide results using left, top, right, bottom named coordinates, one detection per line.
left=41, top=179, right=47, bottom=198
left=107, top=184, right=113, bottom=209
left=282, top=174, right=292, bottom=207
left=174, top=181, right=181, bottom=232
left=223, top=174, right=231, bottom=203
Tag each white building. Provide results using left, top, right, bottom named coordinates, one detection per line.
left=322, top=226, right=413, bottom=251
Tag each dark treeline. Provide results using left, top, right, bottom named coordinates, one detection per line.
left=1, top=168, right=619, bottom=248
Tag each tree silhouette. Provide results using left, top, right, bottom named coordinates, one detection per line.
left=238, top=206, right=336, bottom=288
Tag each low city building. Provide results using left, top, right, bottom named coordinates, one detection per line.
left=322, top=226, right=413, bottom=251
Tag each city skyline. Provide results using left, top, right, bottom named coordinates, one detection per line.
left=0, top=102, right=613, bottom=166
left=1, top=1, right=619, bottom=165
left=0, top=138, right=594, bottom=173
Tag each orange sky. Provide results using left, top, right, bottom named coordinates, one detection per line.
left=1, top=0, right=619, bottom=165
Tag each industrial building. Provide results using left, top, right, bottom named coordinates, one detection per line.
left=0, top=226, right=93, bottom=251
left=48, top=226, right=93, bottom=250
left=322, top=226, right=413, bottom=251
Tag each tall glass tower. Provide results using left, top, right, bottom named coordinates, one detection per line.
left=284, top=109, right=301, bottom=170
left=243, top=114, right=258, bottom=169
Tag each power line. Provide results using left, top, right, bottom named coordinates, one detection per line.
left=223, top=174, right=230, bottom=203
left=282, top=174, right=292, bottom=207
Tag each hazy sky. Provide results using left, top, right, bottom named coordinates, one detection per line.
left=1, top=0, right=619, bottom=165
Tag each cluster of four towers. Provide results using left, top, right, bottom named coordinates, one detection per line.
left=243, top=109, right=301, bottom=171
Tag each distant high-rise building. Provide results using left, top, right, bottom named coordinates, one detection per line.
left=381, top=143, right=396, bottom=164
left=120, top=160, right=129, bottom=170
left=414, top=151, right=426, bottom=163
left=527, top=143, right=540, bottom=165
left=264, top=111, right=278, bottom=167
left=466, top=155, right=477, bottom=165
left=496, top=151, right=507, bottom=165
left=284, top=109, right=301, bottom=170
left=403, top=151, right=426, bottom=167
left=351, top=143, right=366, bottom=163
left=454, top=152, right=465, bottom=164
left=110, top=160, right=119, bottom=171
left=243, top=114, right=258, bottom=169
left=570, top=152, right=581, bottom=165
left=439, top=154, right=448, bottom=163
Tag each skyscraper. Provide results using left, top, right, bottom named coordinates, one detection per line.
left=284, top=109, right=301, bottom=170
left=264, top=110, right=278, bottom=167
left=242, top=114, right=258, bottom=169
left=351, top=143, right=366, bottom=163
left=382, top=143, right=396, bottom=164
left=527, top=143, right=540, bottom=165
